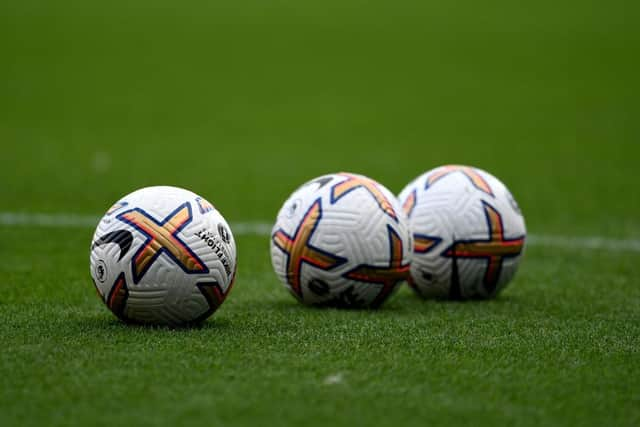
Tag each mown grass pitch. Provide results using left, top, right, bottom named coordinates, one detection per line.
left=1, top=0, right=638, bottom=426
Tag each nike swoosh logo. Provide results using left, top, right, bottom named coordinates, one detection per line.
left=91, top=230, right=133, bottom=261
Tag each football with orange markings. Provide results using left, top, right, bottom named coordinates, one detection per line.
left=89, top=186, right=237, bottom=326
left=270, top=173, right=412, bottom=308
left=398, top=165, right=526, bottom=300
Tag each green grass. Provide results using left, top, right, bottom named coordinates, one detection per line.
left=1, top=232, right=639, bottom=426
left=1, top=0, right=639, bottom=426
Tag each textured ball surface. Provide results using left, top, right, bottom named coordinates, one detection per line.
left=398, top=165, right=526, bottom=299
left=270, top=173, right=412, bottom=308
left=89, top=186, right=237, bottom=325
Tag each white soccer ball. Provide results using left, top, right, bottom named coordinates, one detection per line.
left=270, top=172, right=412, bottom=308
left=398, top=165, right=526, bottom=299
left=89, top=186, right=237, bottom=325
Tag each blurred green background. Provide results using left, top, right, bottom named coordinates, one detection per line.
left=1, top=0, right=638, bottom=237
left=2, top=2, right=639, bottom=426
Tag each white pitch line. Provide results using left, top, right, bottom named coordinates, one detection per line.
left=0, top=212, right=639, bottom=253
left=525, top=234, right=640, bottom=253
left=0, top=212, right=101, bottom=228
left=0, top=212, right=272, bottom=236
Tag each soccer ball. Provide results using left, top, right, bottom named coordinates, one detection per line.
left=89, top=186, right=237, bottom=326
left=398, top=165, right=526, bottom=299
left=270, top=172, right=412, bottom=308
